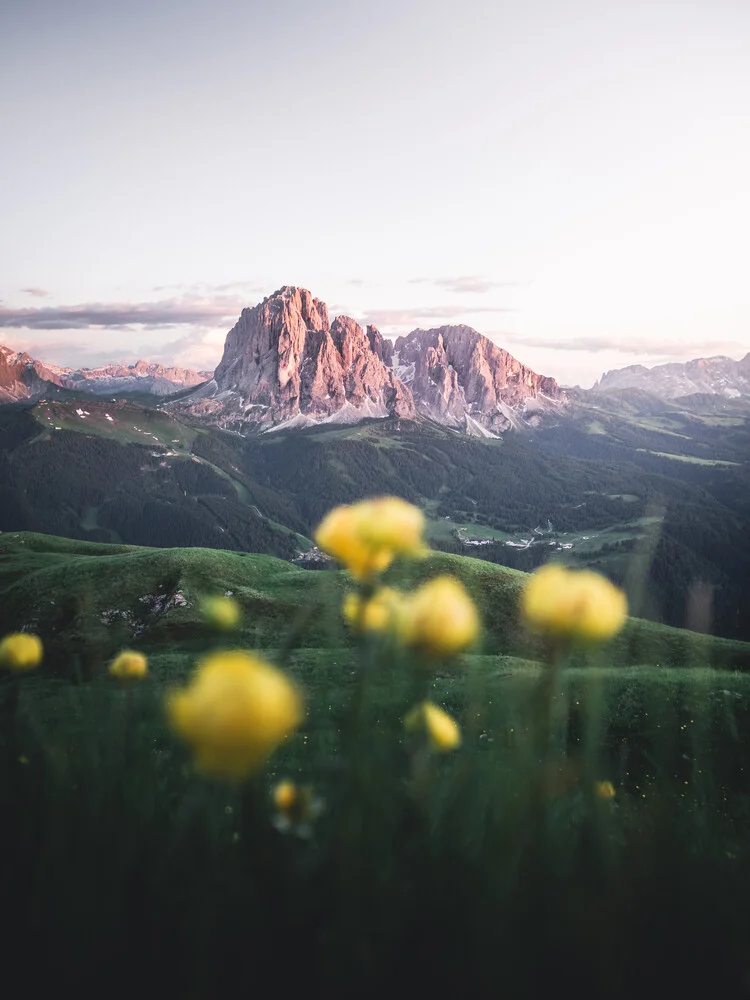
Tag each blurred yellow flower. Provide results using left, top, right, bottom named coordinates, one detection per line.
left=0, top=632, right=43, bottom=672
left=109, top=649, right=148, bottom=681
left=407, top=576, right=480, bottom=657
left=314, top=497, right=427, bottom=580
left=202, top=595, right=241, bottom=630
left=595, top=780, right=617, bottom=801
left=271, top=779, right=323, bottom=835
left=521, top=564, right=628, bottom=642
left=272, top=779, right=298, bottom=813
left=167, top=651, right=303, bottom=782
left=342, top=587, right=412, bottom=638
left=405, top=700, right=462, bottom=752
left=357, top=497, right=427, bottom=556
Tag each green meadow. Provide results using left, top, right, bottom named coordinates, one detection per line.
left=2, top=531, right=750, bottom=996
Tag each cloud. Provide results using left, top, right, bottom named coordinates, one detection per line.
left=0, top=335, right=138, bottom=369
left=21, top=287, right=50, bottom=298
left=0, top=295, right=245, bottom=331
left=146, top=327, right=227, bottom=371
left=151, top=280, right=265, bottom=294
left=360, top=304, right=514, bottom=330
left=409, top=276, right=521, bottom=294
left=0, top=326, right=226, bottom=373
left=499, top=334, right=747, bottom=359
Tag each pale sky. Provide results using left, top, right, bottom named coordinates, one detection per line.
left=1, top=0, right=748, bottom=387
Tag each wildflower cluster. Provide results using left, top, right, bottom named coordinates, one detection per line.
left=156, top=506, right=628, bottom=791
left=322, top=496, right=480, bottom=660
left=344, top=575, right=480, bottom=657
left=315, top=496, right=427, bottom=580
left=0, top=500, right=629, bottom=814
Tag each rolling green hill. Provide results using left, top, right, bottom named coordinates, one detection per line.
left=1, top=532, right=748, bottom=675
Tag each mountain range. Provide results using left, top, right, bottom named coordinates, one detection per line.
left=594, top=353, right=750, bottom=399
left=1, top=286, right=747, bottom=429
left=170, top=285, right=565, bottom=436
left=0, top=347, right=211, bottom=402
left=0, top=286, right=748, bottom=642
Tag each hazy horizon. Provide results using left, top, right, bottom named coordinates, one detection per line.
left=2, top=0, right=748, bottom=387
left=1, top=283, right=748, bottom=390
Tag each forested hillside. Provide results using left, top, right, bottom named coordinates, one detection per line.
left=0, top=398, right=748, bottom=641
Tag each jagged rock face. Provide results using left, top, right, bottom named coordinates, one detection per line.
left=393, top=326, right=564, bottom=435
left=0, top=348, right=62, bottom=402
left=189, top=286, right=415, bottom=428
left=366, top=326, right=394, bottom=366
left=594, top=355, right=750, bottom=399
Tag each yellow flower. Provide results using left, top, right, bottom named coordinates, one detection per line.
left=356, top=497, right=427, bottom=556
left=595, top=780, right=616, bottom=801
left=314, top=497, right=427, bottom=580
left=109, top=649, right=148, bottom=680
left=407, top=576, right=480, bottom=657
left=271, top=779, right=323, bottom=834
left=167, top=651, right=303, bottom=782
left=342, top=587, right=412, bottom=638
left=272, top=779, right=298, bottom=813
left=404, top=701, right=462, bottom=752
left=521, top=564, right=628, bottom=642
left=0, top=632, right=43, bottom=672
left=202, top=595, right=241, bottom=630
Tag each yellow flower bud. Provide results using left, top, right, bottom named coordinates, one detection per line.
left=109, top=649, right=148, bottom=681
left=407, top=576, right=480, bottom=657
left=342, top=587, right=413, bottom=639
left=0, top=632, right=43, bottom=672
left=271, top=780, right=323, bottom=834
left=404, top=701, right=462, bottom=752
left=314, top=497, right=427, bottom=580
left=595, top=780, right=616, bottom=801
left=167, top=651, right=303, bottom=782
left=521, top=564, right=628, bottom=642
left=356, top=497, right=427, bottom=556
left=272, top=779, right=298, bottom=814
left=202, top=595, right=241, bottom=630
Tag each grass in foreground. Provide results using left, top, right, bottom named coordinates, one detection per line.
left=4, top=656, right=750, bottom=997
left=2, top=503, right=750, bottom=996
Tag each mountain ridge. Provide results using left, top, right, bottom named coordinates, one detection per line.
left=594, top=353, right=750, bottom=399
left=170, top=285, right=565, bottom=434
left=0, top=346, right=211, bottom=402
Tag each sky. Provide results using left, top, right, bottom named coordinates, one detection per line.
left=1, top=0, right=748, bottom=387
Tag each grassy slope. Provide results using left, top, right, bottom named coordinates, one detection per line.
left=33, top=398, right=198, bottom=450
left=1, top=531, right=748, bottom=674
left=4, top=530, right=750, bottom=994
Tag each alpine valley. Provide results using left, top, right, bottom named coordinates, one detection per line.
left=0, top=285, right=748, bottom=641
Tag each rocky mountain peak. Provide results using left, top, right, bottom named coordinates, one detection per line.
left=393, top=325, right=564, bottom=435
left=172, top=289, right=565, bottom=434
left=187, top=286, right=414, bottom=429
left=366, top=325, right=394, bottom=366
